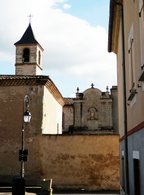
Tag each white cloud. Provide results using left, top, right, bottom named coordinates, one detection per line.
left=0, top=0, right=117, bottom=96
left=63, top=4, right=72, bottom=9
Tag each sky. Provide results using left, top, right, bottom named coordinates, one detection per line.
left=0, top=0, right=116, bottom=97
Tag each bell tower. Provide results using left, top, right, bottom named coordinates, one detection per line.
left=14, top=23, right=44, bottom=75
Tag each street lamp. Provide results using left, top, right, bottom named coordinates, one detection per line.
left=20, top=95, right=31, bottom=178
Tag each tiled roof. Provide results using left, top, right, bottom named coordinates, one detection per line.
left=0, top=75, right=46, bottom=86
left=14, top=24, right=44, bottom=51
left=64, top=98, right=74, bottom=105
left=0, top=75, right=66, bottom=106
left=15, top=24, right=38, bottom=45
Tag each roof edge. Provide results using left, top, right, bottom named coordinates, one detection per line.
left=14, top=42, right=44, bottom=52
left=108, top=0, right=115, bottom=53
left=108, top=0, right=122, bottom=54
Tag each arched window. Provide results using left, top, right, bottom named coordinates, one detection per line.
left=38, top=51, right=41, bottom=65
left=23, top=48, right=30, bottom=62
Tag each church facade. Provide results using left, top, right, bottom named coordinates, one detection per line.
left=63, top=85, right=118, bottom=135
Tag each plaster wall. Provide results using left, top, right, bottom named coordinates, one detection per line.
left=116, top=23, right=124, bottom=138
left=36, top=135, right=119, bottom=191
left=0, top=133, right=119, bottom=191
left=111, top=1, right=144, bottom=194
left=123, top=0, right=144, bottom=131
left=116, top=0, right=144, bottom=139
left=42, top=86, right=62, bottom=134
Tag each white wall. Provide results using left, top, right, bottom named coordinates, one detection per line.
left=42, top=86, right=62, bottom=134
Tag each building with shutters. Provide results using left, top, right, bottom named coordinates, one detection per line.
left=108, top=0, right=144, bottom=194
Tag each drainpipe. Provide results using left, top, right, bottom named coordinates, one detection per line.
left=111, top=0, right=129, bottom=194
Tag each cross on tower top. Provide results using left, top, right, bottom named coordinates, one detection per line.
left=77, top=87, right=79, bottom=93
left=28, top=14, right=33, bottom=24
left=91, top=83, right=94, bottom=88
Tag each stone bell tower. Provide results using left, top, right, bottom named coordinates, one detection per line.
left=14, top=23, right=44, bottom=75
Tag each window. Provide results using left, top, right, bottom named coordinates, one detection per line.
left=23, top=48, right=30, bottom=62
left=128, top=32, right=135, bottom=92
left=128, top=25, right=137, bottom=103
left=129, top=38, right=135, bottom=91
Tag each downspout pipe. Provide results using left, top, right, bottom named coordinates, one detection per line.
left=111, top=0, right=129, bottom=194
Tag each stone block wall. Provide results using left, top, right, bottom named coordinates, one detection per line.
left=62, top=105, right=73, bottom=132
left=15, top=64, right=42, bottom=75
left=0, top=85, right=44, bottom=184
left=15, top=45, right=42, bottom=75
left=15, top=45, right=42, bottom=65
left=74, top=88, right=113, bottom=131
left=0, top=85, right=44, bottom=135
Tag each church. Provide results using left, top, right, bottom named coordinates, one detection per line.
left=0, top=22, right=120, bottom=191
left=63, top=85, right=118, bottom=135
left=0, top=23, right=66, bottom=135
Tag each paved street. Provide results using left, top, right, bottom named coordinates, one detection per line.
left=0, top=191, right=120, bottom=195
left=0, top=193, right=120, bottom=195
left=0, top=187, right=120, bottom=195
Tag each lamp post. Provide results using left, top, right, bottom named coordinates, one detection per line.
left=20, top=95, right=31, bottom=178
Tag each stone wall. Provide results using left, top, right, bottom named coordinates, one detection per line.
left=62, top=105, right=73, bottom=132
left=0, top=134, right=120, bottom=191
left=15, top=45, right=42, bottom=65
left=15, top=45, right=42, bottom=75
left=63, top=87, right=118, bottom=134
left=15, top=64, right=42, bottom=75
left=0, top=83, right=63, bottom=138
left=73, top=88, right=114, bottom=133
left=111, top=87, right=118, bottom=134
left=0, top=85, right=43, bottom=135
